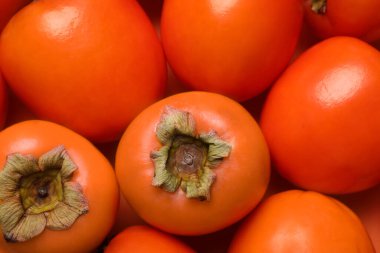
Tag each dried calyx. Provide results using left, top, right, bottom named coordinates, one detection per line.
left=151, top=106, right=231, bottom=201
left=311, top=0, right=327, bottom=14
left=0, top=145, right=88, bottom=242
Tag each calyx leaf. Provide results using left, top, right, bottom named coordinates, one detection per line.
left=0, top=145, right=89, bottom=242
left=151, top=106, right=231, bottom=201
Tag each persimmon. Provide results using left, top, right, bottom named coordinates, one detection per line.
left=115, top=91, right=270, bottom=235
left=228, top=190, right=375, bottom=252
left=0, top=0, right=166, bottom=143
left=0, top=120, right=119, bottom=253
left=261, top=36, right=380, bottom=194
left=105, top=225, right=195, bottom=253
left=160, top=0, right=303, bottom=101
left=303, top=0, right=380, bottom=42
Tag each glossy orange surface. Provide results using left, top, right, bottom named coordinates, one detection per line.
left=228, top=190, right=375, bottom=252
left=261, top=36, right=380, bottom=194
left=0, top=120, right=118, bottom=253
left=105, top=225, right=195, bottom=253
left=161, top=0, right=303, bottom=101
left=0, top=0, right=166, bottom=142
left=115, top=91, right=270, bottom=235
left=304, top=0, right=380, bottom=42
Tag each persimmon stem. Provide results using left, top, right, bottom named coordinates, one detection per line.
left=150, top=106, right=231, bottom=201
left=37, top=186, right=49, bottom=199
left=311, top=0, right=327, bottom=14
left=0, top=146, right=88, bottom=242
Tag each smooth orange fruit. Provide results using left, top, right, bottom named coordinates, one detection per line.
left=229, top=190, right=375, bottom=252
left=0, top=0, right=167, bottom=142
left=261, top=37, right=380, bottom=194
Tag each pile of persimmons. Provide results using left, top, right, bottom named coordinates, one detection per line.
left=0, top=0, right=379, bottom=252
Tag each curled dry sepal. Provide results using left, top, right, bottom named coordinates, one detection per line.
left=151, top=106, right=232, bottom=201
left=311, top=0, right=327, bottom=14
left=0, top=145, right=89, bottom=242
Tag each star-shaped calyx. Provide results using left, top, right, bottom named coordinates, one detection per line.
left=150, top=106, right=232, bottom=201
left=0, top=145, right=88, bottom=242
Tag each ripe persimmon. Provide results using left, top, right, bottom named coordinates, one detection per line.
left=0, top=120, right=118, bottom=253
left=115, top=91, right=270, bottom=235
left=161, top=0, right=303, bottom=101
left=303, top=0, right=380, bottom=42
left=229, top=190, right=375, bottom=252
left=0, top=0, right=166, bottom=142
left=105, top=225, right=196, bottom=253
left=261, top=36, right=380, bottom=194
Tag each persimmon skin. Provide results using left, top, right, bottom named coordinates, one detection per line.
left=105, top=225, right=196, bottom=253
left=261, top=36, right=380, bottom=194
left=304, top=0, right=380, bottom=42
left=0, top=120, right=119, bottom=253
left=228, top=190, right=375, bottom=253
left=160, top=0, right=303, bottom=101
left=115, top=91, right=270, bottom=235
left=0, top=0, right=166, bottom=143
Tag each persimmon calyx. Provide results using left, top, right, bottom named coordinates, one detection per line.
left=150, top=106, right=231, bottom=201
left=0, top=145, right=89, bottom=242
left=311, top=0, right=327, bottom=14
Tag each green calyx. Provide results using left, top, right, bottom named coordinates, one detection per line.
left=151, top=106, right=232, bottom=201
left=311, top=0, right=327, bottom=14
left=0, top=146, right=89, bottom=242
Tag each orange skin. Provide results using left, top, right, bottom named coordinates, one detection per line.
left=242, top=22, right=319, bottom=121
left=228, top=190, right=375, bottom=253
left=304, top=0, right=380, bottom=42
left=0, top=0, right=166, bottom=143
left=105, top=225, right=196, bottom=253
left=0, top=0, right=30, bottom=31
left=137, top=0, right=189, bottom=97
left=261, top=36, right=380, bottom=194
left=160, top=0, right=304, bottom=101
left=115, top=91, right=270, bottom=235
left=0, top=120, right=119, bottom=253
